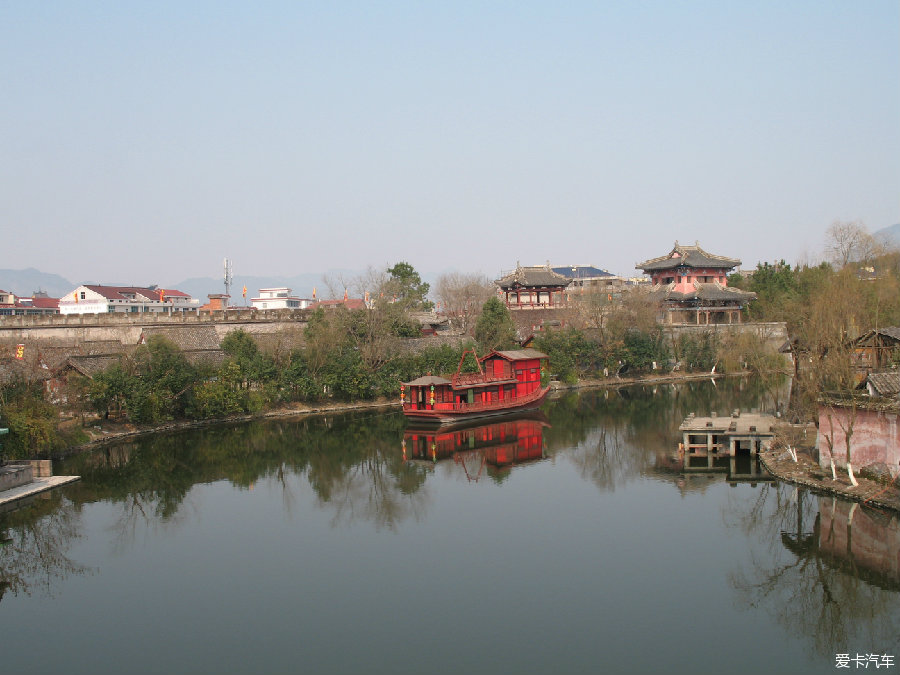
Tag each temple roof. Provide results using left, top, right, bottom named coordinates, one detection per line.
left=636, top=242, right=742, bottom=272
left=496, top=264, right=571, bottom=290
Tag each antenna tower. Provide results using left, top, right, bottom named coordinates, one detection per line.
left=223, top=258, right=234, bottom=299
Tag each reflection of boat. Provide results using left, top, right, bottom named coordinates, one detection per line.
left=402, top=413, right=550, bottom=480
left=400, top=348, right=550, bottom=425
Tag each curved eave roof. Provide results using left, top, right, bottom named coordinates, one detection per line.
left=650, top=282, right=756, bottom=302
left=496, top=266, right=571, bottom=289
left=636, top=244, right=741, bottom=272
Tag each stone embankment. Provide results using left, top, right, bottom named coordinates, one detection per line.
left=760, top=449, right=900, bottom=514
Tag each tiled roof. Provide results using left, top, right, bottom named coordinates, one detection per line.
left=551, top=266, right=615, bottom=279
left=636, top=242, right=741, bottom=272
left=650, top=282, right=756, bottom=302
left=81, top=285, right=190, bottom=301
left=866, top=372, right=900, bottom=397
left=401, top=375, right=453, bottom=386
left=496, top=265, right=571, bottom=289
left=26, top=297, right=60, bottom=309
left=63, top=355, right=124, bottom=377
left=490, top=349, right=549, bottom=361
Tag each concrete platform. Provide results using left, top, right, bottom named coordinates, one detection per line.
left=0, top=475, right=80, bottom=512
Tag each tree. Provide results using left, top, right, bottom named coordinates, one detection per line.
left=825, top=220, right=879, bottom=269
left=383, top=262, right=432, bottom=310
left=474, top=297, right=518, bottom=353
left=435, top=272, right=495, bottom=333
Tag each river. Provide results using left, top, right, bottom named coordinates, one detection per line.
left=1, top=378, right=897, bottom=674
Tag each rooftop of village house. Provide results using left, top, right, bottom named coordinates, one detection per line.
left=636, top=241, right=742, bottom=272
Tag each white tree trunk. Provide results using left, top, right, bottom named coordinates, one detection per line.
left=847, top=461, right=859, bottom=487
left=830, top=458, right=837, bottom=480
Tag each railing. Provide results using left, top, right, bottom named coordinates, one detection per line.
left=402, top=385, right=547, bottom=414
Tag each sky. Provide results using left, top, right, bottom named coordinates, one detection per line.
left=2, top=1, right=898, bottom=288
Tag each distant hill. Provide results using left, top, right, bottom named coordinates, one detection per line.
left=0, top=268, right=75, bottom=298
left=874, top=223, right=900, bottom=247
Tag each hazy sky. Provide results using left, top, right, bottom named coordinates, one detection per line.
left=3, top=1, right=898, bottom=286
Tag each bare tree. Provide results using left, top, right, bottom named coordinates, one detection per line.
left=435, top=272, right=496, bottom=333
left=825, top=220, right=879, bottom=269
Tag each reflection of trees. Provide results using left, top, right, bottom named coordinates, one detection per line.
left=0, top=494, right=91, bottom=602
left=56, top=410, right=429, bottom=532
left=726, top=484, right=900, bottom=657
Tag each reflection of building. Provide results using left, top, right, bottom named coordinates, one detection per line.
left=403, top=415, right=548, bottom=480
left=793, top=497, right=900, bottom=590
left=636, top=241, right=756, bottom=325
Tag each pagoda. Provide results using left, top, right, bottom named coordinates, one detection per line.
left=636, top=241, right=756, bottom=325
left=495, top=263, right=571, bottom=309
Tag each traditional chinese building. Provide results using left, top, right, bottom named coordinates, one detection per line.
left=636, top=241, right=756, bottom=325
left=495, top=263, right=571, bottom=309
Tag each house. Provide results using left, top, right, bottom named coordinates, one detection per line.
left=250, top=288, right=314, bottom=311
left=859, top=372, right=900, bottom=399
left=851, top=327, right=900, bottom=376
left=817, top=394, right=900, bottom=478
left=636, top=241, right=756, bottom=325
left=495, top=263, right=571, bottom=309
left=0, top=290, right=60, bottom=316
left=59, top=285, right=198, bottom=314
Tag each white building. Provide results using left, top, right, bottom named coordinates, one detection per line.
left=59, top=285, right=199, bottom=315
left=250, top=288, right=314, bottom=310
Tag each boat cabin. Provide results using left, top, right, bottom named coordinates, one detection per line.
left=401, top=349, right=548, bottom=414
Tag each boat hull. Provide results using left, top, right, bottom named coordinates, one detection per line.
left=402, top=386, right=550, bottom=427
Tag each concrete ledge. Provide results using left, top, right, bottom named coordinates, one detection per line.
left=0, top=475, right=80, bottom=512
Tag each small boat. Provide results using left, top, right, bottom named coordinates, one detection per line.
left=400, top=348, right=550, bottom=425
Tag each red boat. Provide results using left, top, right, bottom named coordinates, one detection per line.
left=400, top=348, right=550, bottom=425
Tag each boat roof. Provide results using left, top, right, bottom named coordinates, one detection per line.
left=486, top=349, right=548, bottom=361
left=402, top=375, right=453, bottom=387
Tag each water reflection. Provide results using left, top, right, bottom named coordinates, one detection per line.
left=402, top=414, right=549, bottom=482
left=1, top=376, right=896, bottom=672
left=0, top=492, right=91, bottom=603
left=727, top=484, right=900, bottom=657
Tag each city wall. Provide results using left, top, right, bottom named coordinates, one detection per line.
left=0, top=309, right=312, bottom=345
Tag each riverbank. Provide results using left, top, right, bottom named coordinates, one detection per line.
left=760, top=449, right=900, bottom=515
left=55, top=369, right=751, bottom=458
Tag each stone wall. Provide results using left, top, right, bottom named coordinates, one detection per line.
left=817, top=404, right=900, bottom=475
left=0, top=309, right=312, bottom=346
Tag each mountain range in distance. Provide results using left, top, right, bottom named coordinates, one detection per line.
left=3, top=224, right=898, bottom=300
